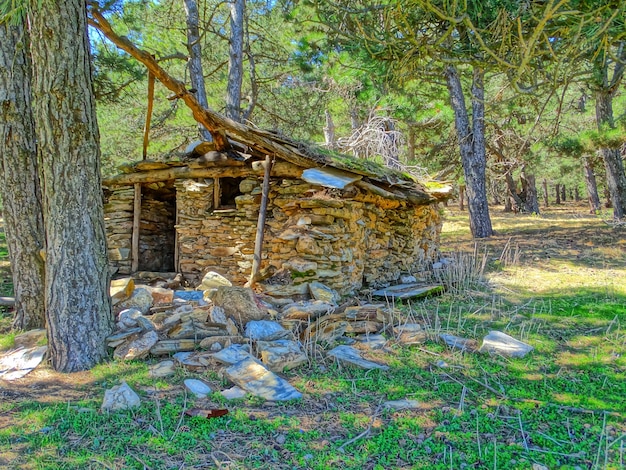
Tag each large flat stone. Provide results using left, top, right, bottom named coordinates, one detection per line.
left=244, top=320, right=291, bottom=341
left=257, top=339, right=308, bottom=372
left=327, top=345, right=389, bottom=370
left=224, top=357, right=302, bottom=401
left=373, top=284, right=444, bottom=300
left=110, top=278, right=135, bottom=306
left=0, top=346, right=47, bottom=381
left=114, top=331, right=159, bottom=360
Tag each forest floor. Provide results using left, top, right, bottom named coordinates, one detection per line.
left=1, top=203, right=625, bottom=470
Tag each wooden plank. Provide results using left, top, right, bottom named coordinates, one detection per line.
left=131, top=183, right=142, bottom=272
left=142, top=70, right=155, bottom=160
left=247, top=155, right=273, bottom=287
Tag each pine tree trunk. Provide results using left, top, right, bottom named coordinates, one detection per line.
left=520, top=168, right=539, bottom=214
left=183, top=0, right=212, bottom=141
left=445, top=65, right=493, bottom=237
left=0, top=21, right=46, bottom=330
left=30, top=0, right=113, bottom=372
left=226, top=0, right=245, bottom=122
left=323, top=109, right=336, bottom=150
left=596, top=88, right=626, bottom=219
left=583, top=158, right=601, bottom=213
left=560, top=184, right=566, bottom=202
left=407, top=125, right=416, bottom=162
left=542, top=179, right=549, bottom=207
left=459, top=185, right=465, bottom=211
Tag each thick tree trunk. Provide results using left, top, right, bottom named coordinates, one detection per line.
left=555, top=184, right=561, bottom=204
left=445, top=65, right=493, bottom=237
left=583, top=158, right=601, bottom=213
left=30, top=0, right=113, bottom=372
left=560, top=184, right=566, bottom=202
left=226, top=0, right=245, bottom=122
left=0, top=21, right=46, bottom=330
left=183, top=0, right=213, bottom=141
left=596, top=89, right=626, bottom=219
left=505, top=172, right=524, bottom=212
left=520, top=167, right=539, bottom=214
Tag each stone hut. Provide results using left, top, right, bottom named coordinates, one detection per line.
left=103, top=145, right=448, bottom=297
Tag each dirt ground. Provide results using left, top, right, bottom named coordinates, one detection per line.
left=1, top=202, right=625, bottom=415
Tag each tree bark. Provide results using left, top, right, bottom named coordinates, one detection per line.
left=520, top=167, right=539, bottom=214
left=583, top=157, right=601, bottom=213
left=30, top=0, right=112, bottom=372
left=596, top=88, right=626, bottom=218
left=323, top=109, right=336, bottom=150
left=555, top=184, right=561, bottom=204
left=0, top=20, right=46, bottom=330
left=183, top=0, right=213, bottom=141
left=226, top=0, right=245, bottom=122
left=445, top=65, right=492, bottom=237
left=560, top=184, right=566, bottom=202
left=542, top=179, right=549, bottom=207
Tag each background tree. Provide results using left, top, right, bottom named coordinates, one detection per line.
left=30, top=0, right=112, bottom=372
left=0, top=16, right=46, bottom=330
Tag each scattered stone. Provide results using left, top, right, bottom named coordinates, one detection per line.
left=196, top=271, right=232, bottom=291
left=400, top=275, right=417, bottom=284
left=383, top=399, right=421, bottom=411
left=0, top=346, right=47, bottom=381
left=113, top=331, right=159, bottom=360
left=110, top=278, right=135, bottom=306
left=257, top=339, right=308, bottom=372
left=148, top=287, right=174, bottom=305
left=198, top=335, right=245, bottom=351
left=479, top=331, right=533, bottom=358
left=220, top=386, right=247, bottom=400
left=150, top=339, right=197, bottom=355
left=259, top=282, right=310, bottom=298
left=302, top=316, right=348, bottom=345
left=117, top=308, right=142, bottom=329
left=224, top=357, right=302, bottom=401
left=440, top=333, right=478, bottom=352
left=184, top=379, right=212, bottom=398
left=135, top=315, right=156, bottom=332
left=172, top=351, right=213, bottom=370
left=393, top=323, right=427, bottom=345
left=309, top=281, right=340, bottom=304
left=244, top=320, right=291, bottom=341
left=13, top=329, right=47, bottom=349
left=326, top=345, right=389, bottom=370
left=280, top=300, right=334, bottom=321
left=345, top=320, right=382, bottom=335
left=106, top=327, right=142, bottom=346
left=174, top=290, right=205, bottom=302
left=101, top=381, right=141, bottom=411
left=212, top=344, right=254, bottom=365
left=209, top=306, right=240, bottom=335
left=344, top=305, right=384, bottom=321
left=114, top=287, right=153, bottom=315
left=373, top=284, right=444, bottom=300
left=167, top=321, right=225, bottom=340
left=148, top=360, right=176, bottom=378
left=211, top=286, right=269, bottom=327
left=532, top=465, right=549, bottom=470
left=354, top=334, right=387, bottom=350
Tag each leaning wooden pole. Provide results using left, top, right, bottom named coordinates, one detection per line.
left=142, top=71, right=155, bottom=160
left=248, top=156, right=273, bottom=287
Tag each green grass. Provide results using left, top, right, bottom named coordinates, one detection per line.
left=1, top=207, right=626, bottom=468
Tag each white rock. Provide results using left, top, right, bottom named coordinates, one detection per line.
left=184, top=379, right=212, bottom=398
left=101, top=381, right=141, bottom=411
left=220, top=386, right=247, bottom=400
left=148, top=360, right=176, bottom=378
left=212, top=344, right=253, bottom=365
left=308, top=281, right=340, bottom=304
left=0, top=346, right=47, bottom=381
left=113, top=330, right=159, bottom=360
left=257, top=339, right=308, bottom=372
left=196, top=271, right=232, bottom=291
left=383, top=399, right=421, bottom=411
left=479, top=331, right=533, bottom=358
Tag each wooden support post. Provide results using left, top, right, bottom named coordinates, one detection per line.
left=213, top=177, right=221, bottom=210
left=131, top=183, right=142, bottom=272
left=247, top=155, right=273, bottom=287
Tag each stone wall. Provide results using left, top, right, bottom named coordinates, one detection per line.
left=105, top=172, right=442, bottom=295
left=104, top=187, right=133, bottom=274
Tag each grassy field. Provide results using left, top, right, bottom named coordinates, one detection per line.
left=1, top=204, right=625, bottom=469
